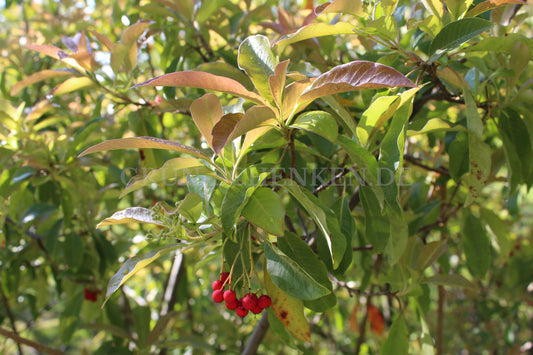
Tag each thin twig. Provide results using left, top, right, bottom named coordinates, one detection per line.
left=329, top=274, right=396, bottom=297
left=241, top=312, right=269, bottom=355
left=404, top=155, right=450, bottom=176
left=436, top=284, right=445, bottom=355
left=0, top=327, right=66, bottom=355
left=353, top=244, right=373, bottom=251
left=0, top=289, right=24, bottom=355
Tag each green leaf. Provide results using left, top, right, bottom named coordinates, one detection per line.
left=407, top=118, right=465, bottom=136
left=97, top=207, right=166, bottom=228
left=429, top=18, right=493, bottom=54
left=357, top=95, right=400, bottom=148
left=190, top=93, right=224, bottom=152
left=382, top=314, right=409, bottom=355
left=147, top=311, right=179, bottom=346
left=265, top=242, right=331, bottom=300
left=78, top=136, right=210, bottom=161
left=337, top=135, right=380, bottom=186
left=360, top=186, right=389, bottom=252
left=220, top=183, right=248, bottom=235
left=291, top=111, right=338, bottom=142
left=105, top=244, right=182, bottom=302
left=20, top=203, right=57, bottom=224
left=120, top=157, right=214, bottom=197
left=177, top=193, right=203, bottom=222
left=238, top=35, right=279, bottom=102
left=195, top=0, right=219, bottom=23
left=462, top=213, right=491, bottom=278
left=465, top=0, right=525, bottom=18
left=264, top=268, right=311, bottom=342
left=187, top=175, right=217, bottom=203
left=280, top=179, right=345, bottom=268
left=422, top=274, right=477, bottom=289
left=315, top=0, right=364, bottom=16
left=52, top=77, right=95, bottom=95
left=59, top=291, right=83, bottom=343
left=415, top=240, right=447, bottom=271
left=132, top=71, right=267, bottom=105
left=298, top=61, right=416, bottom=105
left=274, top=22, right=355, bottom=51
left=445, top=0, right=474, bottom=20
left=448, top=132, right=469, bottom=181
left=242, top=187, right=284, bottom=235
left=133, top=306, right=151, bottom=349
left=421, top=0, right=444, bottom=20
left=464, top=33, right=533, bottom=57
left=331, top=197, right=355, bottom=274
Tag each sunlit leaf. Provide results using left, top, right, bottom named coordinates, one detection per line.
left=291, top=111, right=338, bottom=142
left=195, top=62, right=254, bottom=91
left=105, top=244, right=183, bottom=302
left=429, top=18, right=493, bottom=54
left=78, top=136, right=210, bottom=161
left=238, top=35, right=279, bottom=102
left=465, top=0, right=525, bottom=18
left=132, top=71, right=267, bottom=104
left=190, top=93, right=224, bottom=151
left=11, top=69, right=75, bottom=96
left=97, top=207, right=166, bottom=228
left=407, top=118, right=465, bottom=136
left=314, top=0, right=364, bottom=16
left=264, top=268, right=311, bottom=342
left=269, top=60, right=290, bottom=108
left=25, top=44, right=63, bottom=60
left=274, top=22, right=355, bottom=51
left=420, top=0, right=444, bottom=20
left=298, top=61, right=416, bottom=105
left=242, top=188, right=284, bottom=235
left=176, top=193, right=203, bottom=222
left=120, top=157, right=214, bottom=197
left=356, top=95, right=400, bottom=147
left=464, top=33, right=533, bottom=57
left=52, top=77, right=95, bottom=95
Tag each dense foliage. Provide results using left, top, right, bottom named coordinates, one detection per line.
left=1, top=0, right=532, bottom=354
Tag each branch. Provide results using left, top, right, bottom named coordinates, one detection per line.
left=241, top=312, right=269, bottom=355
left=0, top=289, right=23, bottom=355
left=329, top=274, right=396, bottom=297
left=0, top=327, right=66, bottom=355
left=404, top=154, right=449, bottom=176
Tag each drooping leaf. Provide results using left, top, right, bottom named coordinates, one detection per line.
left=264, top=268, right=311, bottom=342
left=360, top=186, right=389, bottom=252
left=97, top=207, right=166, bottom=228
left=298, top=61, right=416, bottom=105
left=356, top=95, right=400, bottom=147
left=274, top=22, right=355, bottom=51
left=337, top=136, right=380, bottom=186
left=242, top=187, right=285, bottom=235
left=429, top=18, right=493, bottom=54
left=382, top=314, right=409, bottom=355
left=407, top=118, right=465, bottom=136
left=465, top=0, right=525, bottom=18
left=265, top=242, right=331, bottom=300
left=120, top=157, right=214, bottom=197
left=132, top=71, right=267, bottom=105
left=190, top=93, right=224, bottom=152
left=105, top=244, right=183, bottom=302
left=314, top=0, right=364, bottom=16
left=269, top=60, right=290, bottom=108
left=238, top=35, right=279, bottom=102
left=176, top=193, right=203, bottom=222
left=291, top=111, right=338, bottom=142
left=220, top=183, right=248, bottom=235
left=52, top=77, right=95, bottom=95
left=11, top=69, right=75, bottom=96
left=462, top=212, right=491, bottom=278
left=422, top=274, right=477, bottom=289
left=78, top=136, right=210, bottom=161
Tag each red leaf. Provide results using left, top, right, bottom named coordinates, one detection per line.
left=297, top=61, right=416, bottom=105
left=211, top=113, right=243, bottom=154
left=132, top=71, right=267, bottom=105
left=367, top=304, right=385, bottom=335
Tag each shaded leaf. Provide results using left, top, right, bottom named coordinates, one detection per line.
left=11, top=69, right=75, bottom=96
left=415, top=240, right=447, bottom=271
left=465, top=0, right=525, bottom=18
left=337, top=136, right=380, bottom=186
left=274, top=22, right=355, bottom=51
left=242, top=188, right=284, bottom=235
left=238, top=35, right=278, bottom=102
left=105, top=244, right=182, bottom=301
left=464, top=33, right=533, bottom=57
left=422, top=274, right=477, bottom=289
left=429, top=18, right=493, bottom=54
left=298, top=61, right=416, bottom=105
left=382, top=314, right=409, bottom=355
left=367, top=304, right=385, bottom=334
left=132, top=71, right=266, bottom=105
left=190, top=93, right=224, bottom=152
left=121, top=157, right=214, bottom=197
left=78, top=136, right=210, bottom=161
left=211, top=113, right=243, bottom=154
left=97, top=207, right=166, bottom=228
left=360, top=186, right=389, bottom=252
left=462, top=212, right=491, bottom=278
left=264, top=268, right=311, bottom=342
left=291, top=110, right=338, bottom=142
left=265, top=242, right=331, bottom=300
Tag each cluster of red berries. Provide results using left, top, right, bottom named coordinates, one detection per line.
left=84, top=288, right=101, bottom=302
left=211, top=272, right=272, bottom=318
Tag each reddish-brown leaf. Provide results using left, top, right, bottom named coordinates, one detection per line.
left=297, top=61, right=416, bottom=105
left=269, top=59, right=290, bottom=108
left=349, top=301, right=359, bottom=333
left=132, top=71, right=266, bottom=105
left=25, top=44, right=63, bottom=60
left=211, top=113, right=243, bottom=154
left=190, top=93, right=224, bottom=151
left=367, top=304, right=385, bottom=335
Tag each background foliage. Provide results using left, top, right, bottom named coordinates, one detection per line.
left=1, top=0, right=532, bottom=354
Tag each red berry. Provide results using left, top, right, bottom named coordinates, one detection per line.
left=220, top=272, right=230, bottom=283
left=236, top=306, right=249, bottom=317
left=242, top=293, right=258, bottom=310
left=226, top=299, right=239, bottom=310
left=258, top=295, right=272, bottom=309
left=251, top=304, right=263, bottom=314
left=212, top=289, right=224, bottom=303
left=223, top=290, right=236, bottom=303
left=84, top=289, right=98, bottom=302
left=212, top=280, right=223, bottom=291
left=515, top=243, right=521, bottom=251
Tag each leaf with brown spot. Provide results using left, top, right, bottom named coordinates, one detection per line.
left=132, top=71, right=267, bottom=105
left=297, top=61, right=416, bottom=106
left=265, top=267, right=311, bottom=342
